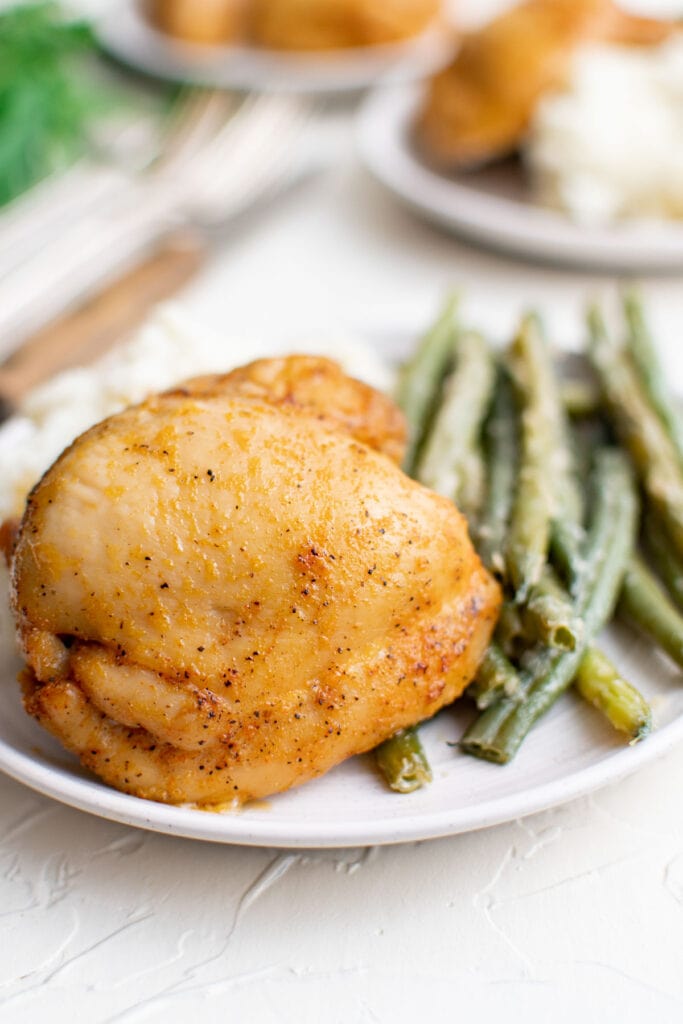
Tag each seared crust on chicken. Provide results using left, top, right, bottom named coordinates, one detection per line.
left=171, top=355, right=407, bottom=465
left=11, top=356, right=500, bottom=806
left=416, top=0, right=673, bottom=169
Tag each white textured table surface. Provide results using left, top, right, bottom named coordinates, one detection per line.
left=5, top=3, right=683, bottom=1019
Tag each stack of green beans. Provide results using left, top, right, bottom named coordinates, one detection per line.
left=375, top=292, right=683, bottom=793
left=374, top=295, right=460, bottom=793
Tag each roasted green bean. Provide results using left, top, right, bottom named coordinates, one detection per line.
left=588, top=305, right=683, bottom=561
left=623, top=289, right=683, bottom=470
left=375, top=727, right=433, bottom=793
left=522, top=568, right=584, bottom=652
left=574, top=646, right=652, bottom=743
left=560, top=377, right=602, bottom=418
left=462, top=449, right=638, bottom=764
left=416, top=329, right=495, bottom=516
left=477, top=365, right=518, bottom=577
left=505, top=314, right=561, bottom=600
left=619, top=556, right=683, bottom=670
left=643, top=508, right=683, bottom=611
left=376, top=301, right=460, bottom=791
left=469, top=642, right=521, bottom=709
left=396, top=295, right=459, bottom=475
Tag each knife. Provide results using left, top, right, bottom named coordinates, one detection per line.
left=0, top=232, right=203, bottom=424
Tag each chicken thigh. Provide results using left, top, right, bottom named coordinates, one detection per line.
left=416, top=0, right=672, bottom=169
left=11, top=356, right=500, bottom=805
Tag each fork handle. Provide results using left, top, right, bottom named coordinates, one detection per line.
left=0, top=232, right=205, bottom=418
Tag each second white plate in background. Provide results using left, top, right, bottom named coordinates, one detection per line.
left=357, top=85, right=683, bottom=272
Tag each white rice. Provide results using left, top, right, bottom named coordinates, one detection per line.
left=528, top=36, right=683, bottom=226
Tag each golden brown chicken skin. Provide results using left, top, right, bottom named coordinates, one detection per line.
left=416, top=0, right=672, bottom=169
left=249, top=0, right=441, bottom=50
left=149, top=0, right=246, bottom=45
left=11, top=356, right=500, bottom=806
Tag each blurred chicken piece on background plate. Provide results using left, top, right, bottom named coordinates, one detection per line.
left=358, top=0, right=683, bottom=268
left=150, top=0, right=443, bottom=49
left=248, top=0, right=443, bottom=49
left=100, top=0, right=453, bottom=93
left=415, top=0, right=673, bottom=169
left=150, top=0, right=247, bottom=44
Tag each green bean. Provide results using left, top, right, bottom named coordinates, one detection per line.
left=506, top=314, right=569, bottom=601
left=476, top=366, right=518, bottom=577
left=560, top=377, right=602, bottom=418
left=588, top=305, right=683, bottom=561
left=495, top=601, right=526, bottom=658
left=458, top=444, right=487, bottom=526
left=377, top=301, right=460, bottom=792
left=469, top=642, right=521, bottom=709
left=619, top=556, right=683, bottom=670
left=623, top=289, right=683, bottom=470
left=574, top=646, right=652, bottom=743
left=521, top=568, right=584, bottom=651
left=550, top=520, right=583, bottom=595
left=375, top=727, right=433, bottom=793
left=416, top=329, right=496, bottom=514
left=642, top=508, right=683, bottom=611
left=550, top=400, right=586, bottom=594
left=552, top=416, right=610, bottom=591
left=488, top=452, right=636, bottom=762
left=462, top=449, right=637, bottom=763
left=396, top=295, right=459, bottom=475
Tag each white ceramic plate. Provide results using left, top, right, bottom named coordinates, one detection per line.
left=4, top=323, right=683, bottom=848
left=357, top=85, right=683, bottom=271
left=96, top=0, right=452, bottom=95
left=2, top=622, right=683, bottom=847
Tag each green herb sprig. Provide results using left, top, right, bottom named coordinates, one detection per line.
left=0, top=2, right=107, bottom=207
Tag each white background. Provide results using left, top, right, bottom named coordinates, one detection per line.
left=3, top=1, right=683, bottom=1020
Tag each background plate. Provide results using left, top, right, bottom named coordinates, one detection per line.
left=357, top=85, right=683, bottom=271
left=97, top=0, right=452, bottom=95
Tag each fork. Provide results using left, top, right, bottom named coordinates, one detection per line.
left=0, top=86, right=234, bottom=285
left=0, top=90, right=318, bottom=357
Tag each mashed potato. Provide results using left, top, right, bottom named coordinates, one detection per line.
left=527, top=36, right=683, bottom=226
left=0, top=306, right=393, bottom=653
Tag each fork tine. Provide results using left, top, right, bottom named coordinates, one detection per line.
left=186, top=98, right=317, bottom=221
left=183, top=95, right=313, bottom=186
left=180, top=95, right=306, bottom=162
left=156, top=89, right=237, bottom=173
left=159, top=91, right=261, bottom=177
left=201, top=101, right=312, bottom=181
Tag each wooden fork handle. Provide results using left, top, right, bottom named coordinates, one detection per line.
left=0, top=231, right=205, bottom=415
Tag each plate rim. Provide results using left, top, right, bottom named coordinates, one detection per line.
left=356, top=83, right=683, bottom=271
left=2, top=701, right=683, bottom=848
